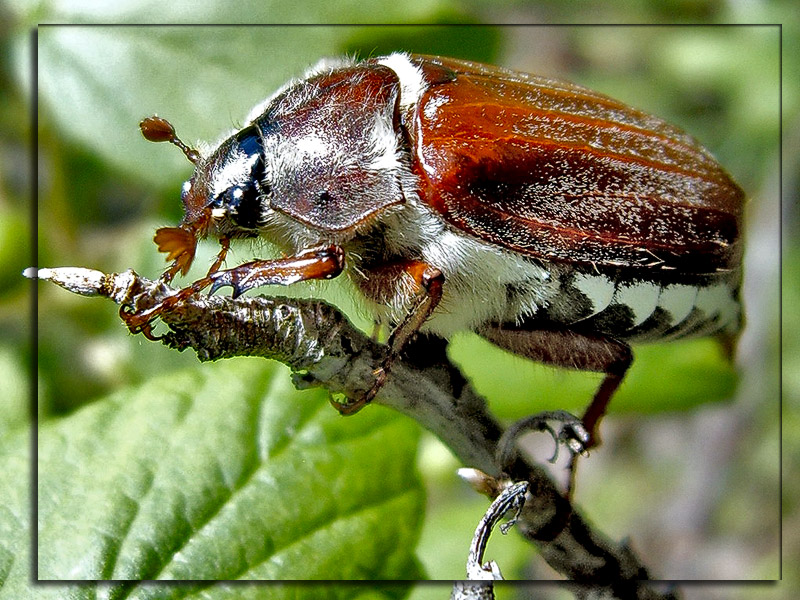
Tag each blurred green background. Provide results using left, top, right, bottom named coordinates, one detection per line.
left=0, top=2, right=793, bottom=599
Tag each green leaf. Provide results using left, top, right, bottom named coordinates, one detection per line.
left=11, top=0, right=455, bottom=29
left=19, top=358, right=424, bottom=589
left=32, top=27, right=358, bottom=187
left=0, top=428, right=30, bottom=597
left=22, top=24, right=467, bottom=190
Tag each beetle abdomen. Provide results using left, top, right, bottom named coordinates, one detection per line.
left=535, top=267, right=742, bottom=343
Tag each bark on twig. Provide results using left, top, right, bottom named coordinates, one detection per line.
left=31, top=267, right=680, bottom=600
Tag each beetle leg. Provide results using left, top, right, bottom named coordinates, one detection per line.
left=332, top=262, right=444, bottom=415
left=479, top=324, right=632, bottom=493
left=208, top=246, right=344, bottom=298
left=496, top=410, right=590, bottom=466
left=158, top=234, right=230, bottom=285
left=205, top=237, right=231, bottom=277
left=160, top=256, right=186, bottom=285
left=121, top=246, right=345, bottom=333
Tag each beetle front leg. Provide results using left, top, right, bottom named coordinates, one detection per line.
left=121, top=246, right=345, bottom=334
left=205, top=237, right=231, bottom=278
left=209, top=246, right=345, bottom=298
left=333, top=261, right=444, bottom=415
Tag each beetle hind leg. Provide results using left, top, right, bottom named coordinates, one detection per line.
left=480, top=324, right=632, bottom=492
left=497, top=410, right=590, bottom=467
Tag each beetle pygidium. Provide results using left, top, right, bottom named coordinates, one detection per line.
left=124, top=53, right=744, bottom=450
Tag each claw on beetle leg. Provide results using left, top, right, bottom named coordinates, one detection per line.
left=119, top=273, right=215, bottom=335
left=123, top=312, right=164, bottom=341
left=329, top=396, right=364, bottom=416
left=120, top=304, right=162, bottom=340
left=329, top=364, right=389, bottom=416
left=159, top=261, right=183, bottom=285
left=496, top=410, right=590, bottom=497
left=207, top=269, right=246, bottom=298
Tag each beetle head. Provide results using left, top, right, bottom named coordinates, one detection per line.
left=142, top=117, right=267, bottom=277
left=143, top=62, right=407, bottom=278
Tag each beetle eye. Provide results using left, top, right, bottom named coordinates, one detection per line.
left=205, top=124, right=270, bottom=230
left=221, top=173, right=269, bottom=230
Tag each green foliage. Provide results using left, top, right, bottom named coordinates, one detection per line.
left=450, top=334, right=738, bottom=419
left=1, top=359, right=424, bottom=592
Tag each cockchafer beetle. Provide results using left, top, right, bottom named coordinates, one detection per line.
left=122, top=53, right=745, bottom=453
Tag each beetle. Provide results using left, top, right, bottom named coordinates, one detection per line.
left=123, top=53, right=744, bottom=452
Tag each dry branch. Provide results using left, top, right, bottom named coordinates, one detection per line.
left=31, top=267, right=680, bottom=600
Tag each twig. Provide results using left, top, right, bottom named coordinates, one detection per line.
left=450, top=477, right=530, bottom=600
left=463, top=478, right=529, bottom=581
left=29, top=267, right=680, bottom=599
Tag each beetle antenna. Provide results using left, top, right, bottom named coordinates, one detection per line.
left=139, top=116, right=200, bottom=165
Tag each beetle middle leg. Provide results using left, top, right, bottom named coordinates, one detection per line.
left=479, top=324, right=632, bottom=493
left=332, top=260, right=444, bottom=415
